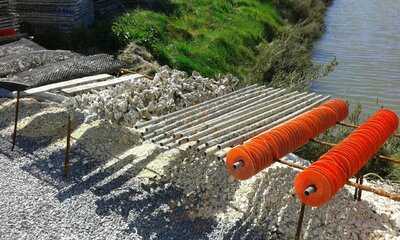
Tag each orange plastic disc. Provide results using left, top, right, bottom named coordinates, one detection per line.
left=226, top=146, right=256, bottom=180
left=294, top=169, right=333, bottom=207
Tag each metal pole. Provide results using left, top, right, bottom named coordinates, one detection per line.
left=11, top=91, right=20, bottom=151
left=357, top=175, right=364, bottom=201
left=354, top=175, right=360, bottom=200
left=64, top=114, right=72, bottom=177
left=295, top=203, right=306, bottom=240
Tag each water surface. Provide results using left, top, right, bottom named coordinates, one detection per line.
left=312, top=0, right=400, bottom=116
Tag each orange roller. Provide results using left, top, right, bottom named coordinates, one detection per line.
left=226, top=146, right=255, bottom=180
left=226, top=99, right=349, bottom=180
left=294, top=108, right=399, bottom=207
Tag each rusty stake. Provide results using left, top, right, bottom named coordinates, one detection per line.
left=295, top=203, right=306, bottom=240
left=357, top=175, right=364, bottom=201
left=11, top=91, right=20, bottom=151
left=64, top=114, right=72, bottom=177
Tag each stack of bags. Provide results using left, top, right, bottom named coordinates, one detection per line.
left=0, top=0, right=19, bottom=37
left=93, top=0, right=124, bottom=19
left=15, top=0, right=94, bottom=33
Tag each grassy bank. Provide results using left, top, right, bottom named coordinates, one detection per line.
left=112, top=0, right=332, bottom=88
left=112, top=0, right=283, bottom=78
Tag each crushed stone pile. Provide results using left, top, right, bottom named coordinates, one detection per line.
left=65, top=66, right=238, bottom=126
left=162, top=150, right=400, bottom=239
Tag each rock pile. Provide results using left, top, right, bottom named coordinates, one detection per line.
left=65, top=66, right=238, bottom=126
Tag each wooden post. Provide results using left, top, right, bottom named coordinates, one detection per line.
left=11, top=91, right=20, bottom=151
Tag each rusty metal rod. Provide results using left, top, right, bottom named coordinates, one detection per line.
left=135, top=84, right=260, bottom=129
left=311, top=139, right=400, bottom=164
left=64, top=114, right=72, bottom=177
left=338, top=122, right=400, bottom=138
left=295, top=203, right=306, bottom=240
left=354, top=174, right=360, bottom=200
left=357, top=175, right=364, bottom=201
left=11, top=91, right=21, bottom=151
left=276, top=159, right=400, bottom=202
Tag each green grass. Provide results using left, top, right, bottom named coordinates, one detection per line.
left=112, top=0, right=283, bottom=77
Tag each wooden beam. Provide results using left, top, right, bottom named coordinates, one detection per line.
left=61, top=74, right=143, bottom=94
left=22, top=74, right=113, bottom=95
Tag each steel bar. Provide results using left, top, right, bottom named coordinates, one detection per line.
left=157, top=137, right=175, bottom=146
left=166, top=88, right=287, bottom=136
left=205, top=145, right=219, bottom=157
left=144, top=85, right=266, bottom=132
left=149, top=87, right=277, bottom=136
left=11, top=91, right=20, bottom=151
left=64, top=114, right=72, bottom=177
left=295, top=203, right=306, bottom=240
left=135, top=84, right=260, bottom=129
left=203, top=95, right=323, bottom=148
left=338, top=122, right=400, bottom=138
left=173, top=90, right=297, bottom=139
left=196, top=144, right=207, bottom=152
left=354, top=175, right=360, bottom=200
left=196, top=93, right=317, bottom=144
left=138, top=85, right=263, bottom=130
left=357, top=175, right=364, bottom=201
left=277, top=159, right=400, bottom=202
left=304, top=186, right=316, bottom=196
left=215, top=97, right=330, bottom=150
left=154, top=88, right=285, bottom=137
left=311, top=139, right=400, bottom=164
left=189, top=93, right=318, bottom=144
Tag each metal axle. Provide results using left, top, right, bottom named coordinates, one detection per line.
left=304, top=185, right=317, bottom=196
left=233, top=160, right=244, bottom=170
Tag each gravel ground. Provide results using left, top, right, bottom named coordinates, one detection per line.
left=1, top=97, right=399, bottom=240
left=0, top=139, right=142, bottom=240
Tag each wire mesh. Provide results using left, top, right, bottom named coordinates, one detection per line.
left=1, top=54, right=126, bottom=88
left=0, top=50, right=81, bottom=77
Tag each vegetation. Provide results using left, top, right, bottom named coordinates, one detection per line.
left=112, top=0, right=283, bottom=78
left=296, top=104, right=400, bottom=182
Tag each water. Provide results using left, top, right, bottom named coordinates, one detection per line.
left=311, top=0, right=400, bottom=116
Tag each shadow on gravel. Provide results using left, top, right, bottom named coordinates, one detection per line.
left=18, top=119, right=140, bottom=191
left=56, top=149, right=159, bottom=202
left=95, top=181, right=217, bottom=240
